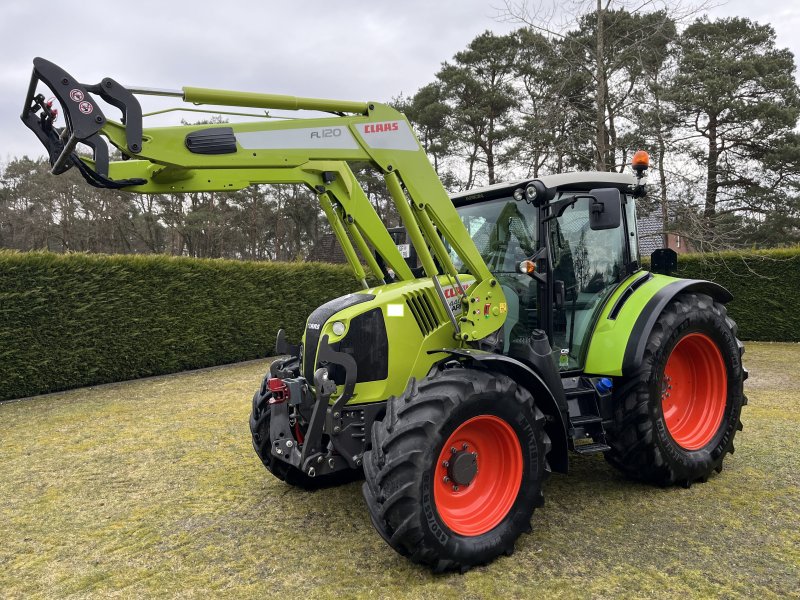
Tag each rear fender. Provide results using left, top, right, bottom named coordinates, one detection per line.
left=434, top=349, right=569, bottom=474
left=621, top=279, right=732, bottom=376
left=584, top=273, right=733, bottom=377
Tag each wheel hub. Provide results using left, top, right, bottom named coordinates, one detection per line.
left=433, top=415, right=523, bottom=536
left=447, top=448, right=478, bottom=486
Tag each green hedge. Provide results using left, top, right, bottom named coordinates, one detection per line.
left=0, top=252, right=355, bottom=401
left=672, top=247, right=800, bottom=343
left=2, top=247, right=797, bottom=401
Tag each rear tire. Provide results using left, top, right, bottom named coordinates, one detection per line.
left=605, top=292, right=746, bottom=486
left=362, top=367, right=550, bottom=572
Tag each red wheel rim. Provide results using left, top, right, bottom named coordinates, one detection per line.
left=433, top=414, right=523, bottom=536
left=661, top=333, right=728, bottom=450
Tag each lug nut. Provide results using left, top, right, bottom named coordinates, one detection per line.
left=462, top=443, right=469, bottom=450
left=453, top=486, right=459, bottom=492
left=443, top=476, right=450, bottom=484
left=307, top=467, right=316, bottom=477
left=286, top=440, right=294, bottom=448
left=442, top=460, right=450, bottom=468
left=276, top=448, right=283, bottom=455
left=317, top=456, right=324, bottom=463
left=328, top=458, right=335, bottom=468
left=451, top=447, right=457, bottom=454
left=333, top=426, right=341, bottom=433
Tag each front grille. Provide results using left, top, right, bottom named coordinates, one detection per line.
left=405, top=290, right=441, bottom=335
left=329, top=308, right=388, bottom=384
left=303, top=292, right=374, bottom=381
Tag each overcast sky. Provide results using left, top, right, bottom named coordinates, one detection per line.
left=2, top=0, right=798, bottom=161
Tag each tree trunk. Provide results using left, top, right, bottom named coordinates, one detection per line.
left=466, top=144, right=479, bottom=189
left=486, top=145, right=496, bottom=185
left=658, top=132, right=669, bottom=248
left=607, top=100, right=618, bottom=171
left=704, top=114, right=719, bottom=222
left=595, top=0, right=607, bottom=171
left=486, top=112, right=497, bottom=184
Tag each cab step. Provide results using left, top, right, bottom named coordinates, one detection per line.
left=563, top=376, right=612, bottom=456
left=569, top=415, right=602, bottom=426
left=573, top=442, right=611, bottom=455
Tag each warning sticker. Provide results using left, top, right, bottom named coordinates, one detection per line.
left=441, top=281, right=473, bottom=317
left=69, top=89, right=84, bottom=103
left=387, top=304, right=404, bottom=317
left=78, top=101, right=93, bottom=115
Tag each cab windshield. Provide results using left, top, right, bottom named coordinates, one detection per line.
left=451, top=196, right=540, bottom=352
left=450, top=197, right=538, bottom=273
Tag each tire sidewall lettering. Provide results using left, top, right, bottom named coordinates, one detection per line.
left=422, top=476, right=449, bottom=545
left=515, top=411, right=540, bottom=479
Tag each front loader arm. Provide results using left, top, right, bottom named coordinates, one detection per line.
left=21, top=57, right=506, bottom=342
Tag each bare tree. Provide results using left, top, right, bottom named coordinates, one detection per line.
left=497, top=0, right=714, bottom=171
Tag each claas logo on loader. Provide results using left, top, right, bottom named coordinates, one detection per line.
left=443, top=281, right=473, bottom=299
left=363, top=122, right=400, bottom=134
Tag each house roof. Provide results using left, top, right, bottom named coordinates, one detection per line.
left=307, top=233, right=351, bottom=264
left=637, top=216, right=664, bottom=256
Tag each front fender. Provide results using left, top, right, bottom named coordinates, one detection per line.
left=434, top=348, right=570, bottom=474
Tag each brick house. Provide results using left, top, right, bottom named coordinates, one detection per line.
left=636, top=216, right=689, bottom=257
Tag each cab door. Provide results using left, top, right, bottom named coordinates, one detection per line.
left=548, top=194, right=630, bottom=371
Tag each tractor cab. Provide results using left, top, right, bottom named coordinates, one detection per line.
left=449, top=172, right=643, bottom=372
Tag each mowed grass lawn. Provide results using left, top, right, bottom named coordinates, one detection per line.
left=1, top=343, right=798, bottom=599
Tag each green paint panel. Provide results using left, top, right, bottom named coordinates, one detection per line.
left=97, top=98, right=505, bottom=342
left=303, top=276, right=479, bottom=405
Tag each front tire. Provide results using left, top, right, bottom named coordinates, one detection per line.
left=362, top=367, right=550, bottom=572
left=605, top=292, right=746, bottom=486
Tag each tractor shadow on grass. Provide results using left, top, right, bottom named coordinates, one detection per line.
left=241, top=450, right=669, bottom=582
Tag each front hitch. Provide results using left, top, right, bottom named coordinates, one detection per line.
left=267, top=333, right=365, bottom=478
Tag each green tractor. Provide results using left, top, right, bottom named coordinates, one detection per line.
left=23, top=58, right=746, bottom=573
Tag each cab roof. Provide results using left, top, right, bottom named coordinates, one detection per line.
left=450, top=171, right=639, bottom=206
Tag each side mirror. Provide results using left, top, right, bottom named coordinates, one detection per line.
left=588, top=188, right=622, bottom=230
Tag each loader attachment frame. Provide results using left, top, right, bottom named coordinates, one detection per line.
left=21, top=57, right=506, bottom=342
